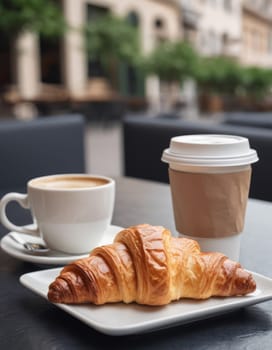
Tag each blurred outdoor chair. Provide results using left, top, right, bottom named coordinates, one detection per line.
left=0, top=114, right=86, bottom=232
left=0, top=114, right=86, bottom=193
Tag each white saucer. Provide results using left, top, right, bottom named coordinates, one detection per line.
left=0, top=225, right=123, bottom=265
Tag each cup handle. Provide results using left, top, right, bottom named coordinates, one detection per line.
left=0, top=192, right=39, bottom=236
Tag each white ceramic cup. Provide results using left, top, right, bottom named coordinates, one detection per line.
left=162, top=134, right=259, bottom=261
left=0, top=174, right=115, bottom=254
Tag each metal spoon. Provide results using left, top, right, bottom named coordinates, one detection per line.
left=8, top=232, right=49, bottom=253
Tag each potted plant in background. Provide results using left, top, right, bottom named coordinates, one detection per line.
left=196, top=56, right=272, bottom=113
left=0, top=0, right=66, bottom=114
left=0, top=0, right=65, bottom=38
left=195, top=56, right=243, bottom=113
left=143, top=41, right=199, bottom=114
left=237, top=66, right=272, bottom=111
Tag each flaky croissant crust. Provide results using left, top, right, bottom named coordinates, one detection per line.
left=48, top=224, right=256, bottom=306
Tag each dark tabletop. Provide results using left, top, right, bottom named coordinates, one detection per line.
left=0, top=177, right=272, bottom=349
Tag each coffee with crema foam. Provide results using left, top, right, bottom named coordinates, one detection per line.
left=30, top=176, right=109, bottom=189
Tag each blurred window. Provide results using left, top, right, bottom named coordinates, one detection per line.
left=268, top=31, right=272, bottom=54
left=127, top=11, right=139, bottom=27
left=243, top=27, right=250, bottom=50
left=224, top=0, right=232, bottom=12
left=39, top=0, right=63, bottom=84
left=0, top=33, right=11, bottom=88
left=87, top=4, right=108, bottom=21
left=252, top=29, right=260, bottom=51
left=154, top=16, right=168, bottom=43
left=199, top=32, right=207, bottom=51
left=40, top=36, right=62, bottom=84
left=221, top=32, right=228, bottom=53
left=154, top=18, right=164, bottom=29
left=126, top=11, right=141, bottom=96
left=209, top=30, right=217, bottom=54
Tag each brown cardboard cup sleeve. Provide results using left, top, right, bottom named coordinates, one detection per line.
left=169, top=168, right=252, bottom=238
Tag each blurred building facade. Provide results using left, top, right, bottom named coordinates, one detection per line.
left=241, top=0, right=272, bottom=67
left=0, top=0, right=182, bottom=106
left=181, top=0, right=272, bottom=67
left=1, top=0, right=272, bottom=112
left=181, top=0, right=242, bottom=58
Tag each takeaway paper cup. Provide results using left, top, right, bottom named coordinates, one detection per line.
left=162, top=134, right=258, bottom=261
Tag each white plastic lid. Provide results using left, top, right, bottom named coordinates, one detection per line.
left=162, top=134, right=258, bottom=167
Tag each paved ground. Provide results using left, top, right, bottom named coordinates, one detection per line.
left=85, top=121, right=123, bottom=177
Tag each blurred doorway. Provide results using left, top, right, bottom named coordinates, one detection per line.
left=87, top=4, right=109, bottom=78
left=39, top=0, right=62, bottom=86
left=118, top=11, right=145, bottom=108
left=0, top=33, right=12, bottom=91
left=40, top=35, right=62, bottom=84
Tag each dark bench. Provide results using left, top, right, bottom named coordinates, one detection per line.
left=223, top=112, right=272, bottom=129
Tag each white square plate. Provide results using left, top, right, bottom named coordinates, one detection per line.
left=20, top=268, right=272, bottom=336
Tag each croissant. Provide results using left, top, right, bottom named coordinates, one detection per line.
left=48, top=224, right=256, bottom=306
